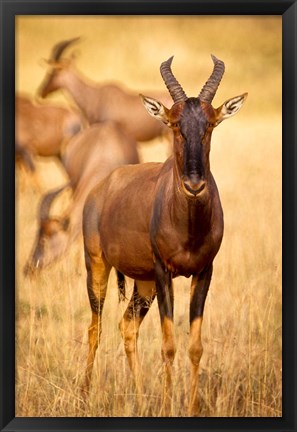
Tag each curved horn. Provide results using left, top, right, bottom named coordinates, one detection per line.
left=160, top=56, right=187, bottom=103
left=198, top=54, right=225, bottom=104
left=50, top=37, right=80, bottom=61
left=39, top=183, right=71, bottom=222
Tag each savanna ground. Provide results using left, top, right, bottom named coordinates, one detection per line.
left=15, top=16, right=282, bottom=417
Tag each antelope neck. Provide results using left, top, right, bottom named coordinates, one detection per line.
left=64, top=71, right=101, bottom=122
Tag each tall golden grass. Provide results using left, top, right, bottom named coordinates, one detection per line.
left=15, top=16, right=281, bottom=417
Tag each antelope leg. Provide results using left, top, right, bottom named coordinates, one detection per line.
left=188, top=264, right=213, bottom=416
left=155, top=259, right=175, bottom=416
left=82, top=244, right=111, bottom=398
left=119, top=280, right=155, bottom=405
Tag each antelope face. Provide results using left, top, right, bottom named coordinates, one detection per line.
left=37, top=60, right=70, bottom=99
left=142, top=55, right=247, bottom=198
left=38, top=68, right=61, bottom=98
left=24, top=217, right=69, bottom=276
left=169, top=98, right=214, bottom=197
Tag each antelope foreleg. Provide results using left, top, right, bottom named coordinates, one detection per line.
left=155, top=260, right=175, bottom=416
left=119, top=280, right=155, bottom=407
left=188, top=264, right=213, bottom=416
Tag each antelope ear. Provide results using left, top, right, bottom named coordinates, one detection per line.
left=140, top=94, right=170, bottom=125
left=215, top=93, right=248, bottom=125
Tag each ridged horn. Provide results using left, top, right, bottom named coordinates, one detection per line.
left=50, top=37, right=80, bottom=61
left=160, top=56, right=187, bottom=103
left=39, top=184, right=70, bottom=222
left=198, top=54, right=225, bottom=103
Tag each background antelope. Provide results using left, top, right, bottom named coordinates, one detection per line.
left=81, top=55, right=247, bottom=416
left=38, top=38, right=173, bottom=143
left=16, top=93, right=83, bottom=176
left=24, top=121, right=139, bottom=275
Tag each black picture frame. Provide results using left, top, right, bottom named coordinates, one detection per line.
left=1, top=1, right=296, bottom=431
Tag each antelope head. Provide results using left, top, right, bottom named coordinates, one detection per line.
left=142, top=55, right=247, bottom=198
left=38, top=37, right=80, bottom=98
left=24, top=184, right=71, bottom=276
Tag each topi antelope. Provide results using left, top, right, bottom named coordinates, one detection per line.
left=81, top=55, right=247, bottom=416
left=24, top=121, right=139, bottom=276
left=16, top=94, right=83, bottom=174
left=38, top=37, right=173, bottom=143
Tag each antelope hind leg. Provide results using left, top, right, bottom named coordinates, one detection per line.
left=81, top=241, right=111, bottom=399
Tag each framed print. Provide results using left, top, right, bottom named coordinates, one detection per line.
left=1, top=1, right=296, bottom=431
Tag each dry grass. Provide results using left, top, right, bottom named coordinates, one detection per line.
left=15, top=16, right=282, bottom=417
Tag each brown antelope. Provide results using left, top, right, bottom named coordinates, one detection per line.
left=38, top=38, right=173, bottom=143
left=81, top=55, right=247, bottom=416
left=16, top=94, right=83, bottom=173
left=24, top=121, right=139, bottom=275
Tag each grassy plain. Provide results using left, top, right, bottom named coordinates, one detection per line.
left=15, top=16, right=282, bottom=417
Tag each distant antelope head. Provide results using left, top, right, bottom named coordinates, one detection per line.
left=24, top=184, right=71, bottom=276
left=38, top=37, right=80, bottom=98
left=142, top=55, right=247, bottom=198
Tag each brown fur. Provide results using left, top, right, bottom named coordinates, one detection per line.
left=38, top=41, right=173, bottom=142
left=24, top=121, right=139, bottom=275
left=16, top=94, right=83, bottom=170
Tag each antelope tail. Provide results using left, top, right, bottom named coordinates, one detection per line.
left=116, top=271, right=126, bottom=302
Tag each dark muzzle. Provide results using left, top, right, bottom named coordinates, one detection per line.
left=183, top=175, right=206, bottom=197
